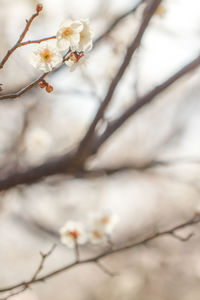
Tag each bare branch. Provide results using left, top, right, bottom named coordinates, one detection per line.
left=0, top=216, right=199, bottom=296
left=77, top=0, right=162, bottom=164
left=0, top=73, right=48, bottom=100
left=94, top=0, right=145, bottom=45
left=0, top=244, right=56, bottom=299
left=0, top=7, right=42, bottom=69
left=91, top=53, right=200, bottom=154
left=20, top=36, right=56, bottom=47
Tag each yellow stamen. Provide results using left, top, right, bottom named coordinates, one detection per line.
left=62, top=27, right=73, bottom=39
left=69, top=54, right=78, bottom=62
left=101, top=216, right=109, bottom=224
left=92, top=230, right=103, bottom=239
left=40, top=49, right=52, bottom=62
left=67, top=230, right=79, bottom=240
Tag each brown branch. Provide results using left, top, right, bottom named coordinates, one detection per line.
left=94, top=0, right=145, bottom=45
left=0, top=73, right=48, bottom=100
left=77, top=0, right=162, bottom=164
left=0, top=215, right=199, bottom=295
left=20, top=36, right=56, bottom=47
left=91, top=53, right=200, bottom=154
left=0, top=7, right=42, bottom=69
left=0, top=244, right=56, bottom=299
left=0, top=50, right=199, bottom=191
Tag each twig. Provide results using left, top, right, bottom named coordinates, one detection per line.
left=0, top=7, right=42, bottom=69
left=0, top=244, right=56, bottom=300
left=0, top=216, right=198, bottom=295
left=20, top=36, right=56, bottom=47
left=0, top=73, right=48, bottom=100
left=95, top=260, right=116, bottom=277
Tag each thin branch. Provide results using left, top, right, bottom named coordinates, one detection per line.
left=0, top=244, right=56, bottom=299
left=77, top=0, right=162, bottom=164
left=0, top=7, right=42, bottom=69
left=0, top=50, right=199, bottom=191
left=0, top=216, right=199, bottom=295
left=94, top=0, right=145, bottom=45
left=95, top=260, right=116, bottom=277
left=91, top=53, right=200, bottom=154
left=0, top=73, right=48, bottom=100
left=20, top=36, right=56, bottom=47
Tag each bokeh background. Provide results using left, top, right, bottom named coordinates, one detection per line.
left=1, top=0, right=200, bottom=299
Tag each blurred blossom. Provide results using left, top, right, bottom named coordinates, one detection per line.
left=59, top=221, right=87, bottom=248
left=31, top=40, right=62, bottom=72
left=23, top=127, right=52, bottom=164
left=88, top=211, right=119, bottom=244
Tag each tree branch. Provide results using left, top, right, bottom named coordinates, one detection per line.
left=0, top=7, right=42, bottom=69
left=0, top=73, right=48, bottom=100
left=91, top=53, right=200, bottom=154
left=94, top=0, right=145, bottom=45
left=0, top=215, right=199, bottom=296
left=77, top=0, right=162, bottom=165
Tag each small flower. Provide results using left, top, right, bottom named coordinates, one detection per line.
left=77, top=19, right=94, bottom=52
left=88, top=211, right=119, bottom=244
left=56, top=20, right=83, bottom=51
left=65, top=51, right=86, bottom=72
left=88, top=227, right=108, bottom=245
left=59, top=221, right=87, bottom=248
left=31, top=40, right=63, bottom=72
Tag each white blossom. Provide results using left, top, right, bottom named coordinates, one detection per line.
left=59, top=221, right=87, bottom=248
left=88, top=211, right=119, bottom=244
left=31, top=40, right=62, bottom=72
left=56, top=20, right=83, bottom=51
left=77, top=19, right=94, bottom=52
left=65, top=52, right=86, bottom=72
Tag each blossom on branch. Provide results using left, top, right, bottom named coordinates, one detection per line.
left=56, top=20, right=83, bottom=51
left=65, top=51, right=86, bottom=72
left=31, top=40, right=62, bottom=72
left=77, top=19, right=94, bottom=52
left=88, top=211, right=119, bottom=244
left=59, top=221, right=87, bottom=248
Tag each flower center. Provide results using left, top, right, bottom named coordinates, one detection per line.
left=62, top=27, right=73, bottom=39
left=80, top=32, right=85, bottom=39
left=101, top=216, right=109, bottom=224
left=40, top=49, right=52, bottom=62
left=69, top=52, right=84, bottom=63
left=67, top=230, right=79, bottom=240
left=92, top=230, right=103, bottom=239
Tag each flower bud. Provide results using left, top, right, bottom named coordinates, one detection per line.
left=36, top=4, right=43, bottom=13
left=38, top=81, right=46, bottom=88
left=46, top=84, right=53, bottom=93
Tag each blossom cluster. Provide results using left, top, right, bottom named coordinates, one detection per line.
left=31, top=19, right=94, bottom=73
left=59, top=211, right=119, bottom=249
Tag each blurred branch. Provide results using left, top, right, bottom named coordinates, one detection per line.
left=94, top=0, right=145, bottom=45
left=0, top=215, right=199, bottom=297
left=91, top=53, right=200, bottom=154
left=77, top=0, right=162, bottom=164
left=0, top=51, right=200, bottom=191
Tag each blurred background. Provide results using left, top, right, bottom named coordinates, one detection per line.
left=1, top=0, right=200, bottom=299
